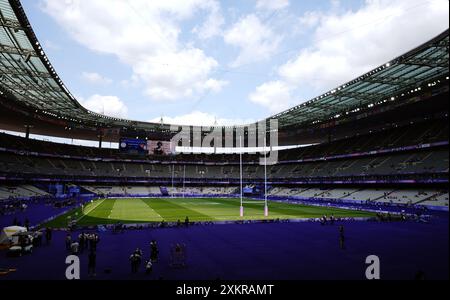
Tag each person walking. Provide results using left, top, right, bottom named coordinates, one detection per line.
left=88, top=250, right=96, bottom=277
left=65, top=234, right=72, bottom=251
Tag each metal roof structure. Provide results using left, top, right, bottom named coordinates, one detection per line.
left=0, top=0, right=89, bottom=120
left=0, top=0, right=143, bottom=130
left=0, top=0, right=449, bottom=133
left=271, top=30, right=449, bottom=128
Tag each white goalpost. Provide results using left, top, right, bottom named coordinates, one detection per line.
left=264, top=137, right=269, bottom=217
left=183, top=164, right=186, bottom=199
left=239, top=135, right=269, bottom=217
left=240, top=135, right=244, bottom=217
left=171, top=164, right=175, bottom=198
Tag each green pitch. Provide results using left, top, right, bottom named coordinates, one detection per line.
left=43, top=198, right=376, bottom=228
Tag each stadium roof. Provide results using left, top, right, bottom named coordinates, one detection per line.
left=0, top=0, right=141, bottom=129
left=0, top=0, right=449, bottom=133
left=271, top=30, right=449, bottom=128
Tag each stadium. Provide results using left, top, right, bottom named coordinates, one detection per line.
left=0, top=0, right=448, bottom=282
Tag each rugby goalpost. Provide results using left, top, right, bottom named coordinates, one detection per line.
left=239, top=135, right=269, bottom=218
left=264, top=137, right=269, bottom=217
left=171, top=164, right=175, bottom=199
left=240, top=135, right=244, bottom=217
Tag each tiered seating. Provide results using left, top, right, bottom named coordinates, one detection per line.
left=0, top=148, right=447, bottom=179
left=167, top=187, right=237, bottom=195
left=0, top=185, right=49, bottom=200
left=125, top=186, right=161, bottom=195
left=266, top=187, right=448, bottom=207
left=419, top=192, right=449, bottom=207
left=200, top=187, right=237, bottom=195
left=342, top=189, right=392, bottom=202
left=318, top=189, right=360, bottom=200
left=82, top=186, right=127, bottom=196
left=0, top=117, right=447, bottom=164
left=81, top=186, right=237, bottom=197
left=296, top=188, right=329, bottom=198
left=278, top=118, right=449, bottom=161
left=376, top=190, right=441, bottom=205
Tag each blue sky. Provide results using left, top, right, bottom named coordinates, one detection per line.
left=21, top=0, right=449, bottom=126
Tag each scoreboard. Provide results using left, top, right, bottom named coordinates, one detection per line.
left=119, top=138, right=148, bottom=155
left=147, top=140, right=172, bottom=155
left=119, top=138, right=173, bottom=156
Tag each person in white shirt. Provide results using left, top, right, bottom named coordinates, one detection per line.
left=71, top=241, right=79, bottom=255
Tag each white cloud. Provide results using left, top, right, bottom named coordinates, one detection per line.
left=151, top=111, right=254, bottom=126
left=41, top=0, right=225, bottom=101
left=297, top=11, right=323, bottom=30
left=81, top=72, right=113, bottom=85
left=279, top=0, right=450, bottom=92
left=249, top=81, right=293, bottom=113
left=120, top=74, right=140, bottom=89
left=256, top=0, right=289, bottom=11
left=134, top=48, right=228, bottom=100
left=224, top=14, right=281, bottom=67
left=248, top=0, right=449, bottom=114
left=80, top=94, right=128, bottom=118
left=198, top=78, right=229, bottom=94
left=192, top=1, right=224, bottom=39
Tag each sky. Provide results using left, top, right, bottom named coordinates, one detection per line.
left=20, top=0, right=449, bottom=127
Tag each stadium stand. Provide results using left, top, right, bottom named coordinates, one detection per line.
left=0, top=0, right=448, bottom=282
left=0, top=185, right=48, bottom=200
left=0, top=3, right=448, bottom=212
left=419, top=191, right=450, bottom=207
left=0, top=147, right=447, bottom=179
left=79, top=186, right=237, bottom=197
left=267, top=187, right=449, bottom=208
left=0, top=114, right=448, bottom=208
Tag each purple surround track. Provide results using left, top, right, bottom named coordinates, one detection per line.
left=0, top=218, right=448, bottom=280
left=0, top=200, right=448, bottom=280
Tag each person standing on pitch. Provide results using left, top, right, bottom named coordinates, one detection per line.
left=130, top=251, right=141, bottom=274
left=145, top=260, right=153, bottom=275
left=150, top=240, right=159, bottom=263
left=88, top=250, right=96, bottom=277
left=339, top=225, right=345, bottom=250
left=65, top=233, right=72, bottom=251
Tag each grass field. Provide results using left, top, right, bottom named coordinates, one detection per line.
left=43, top=198, right=376, bottom=228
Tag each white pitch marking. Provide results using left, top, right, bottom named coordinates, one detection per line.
left=141, top=199, right=164, bottom=220
left=76, top=198, right=106, bottom=222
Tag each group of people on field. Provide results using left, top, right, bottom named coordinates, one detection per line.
left=129, top=240, right=159, bottom=275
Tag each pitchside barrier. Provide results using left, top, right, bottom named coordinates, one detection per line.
left=50, top=217, right=375, bottom=232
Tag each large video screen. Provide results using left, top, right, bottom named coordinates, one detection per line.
left=148, top=140, right=172, bottom=155
left=119, top=138, right=148, bottom=155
